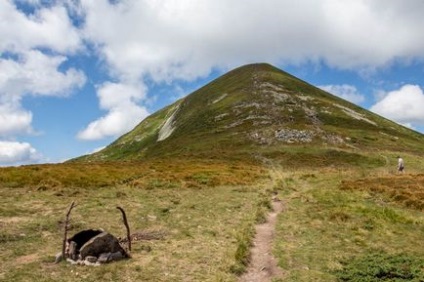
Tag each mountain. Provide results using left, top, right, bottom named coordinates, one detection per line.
left=74, top=63, right=424, bottom=168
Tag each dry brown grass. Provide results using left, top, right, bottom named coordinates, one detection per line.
left=0, top=159, right=265, bottom=190
left=340, top=174, right=424, bottom=211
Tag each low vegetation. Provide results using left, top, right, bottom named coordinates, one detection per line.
left=2, top=158, right=423, bottom=281
left=273, top=169, right=424, bottom=281
left=0, top=159, right=270, bottom=281
left=0, top=159, right=264, bottom=190
left=334, top=251, right=424, bottom=281
left=341, top=174, right=424, bottom=211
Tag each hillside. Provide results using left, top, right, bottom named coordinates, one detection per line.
left=75, top=63, right=424, bottom=167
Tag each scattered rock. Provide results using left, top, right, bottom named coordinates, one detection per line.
left=275, top=129, right=315, bottom=143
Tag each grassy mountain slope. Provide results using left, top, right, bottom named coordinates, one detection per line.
left=74, top=63, right=424, bottom=167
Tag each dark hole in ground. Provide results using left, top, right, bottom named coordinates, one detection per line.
left=68, top=229, right=103, bottom=253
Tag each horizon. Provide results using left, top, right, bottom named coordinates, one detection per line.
left=1, top=0, right=424, bottom=166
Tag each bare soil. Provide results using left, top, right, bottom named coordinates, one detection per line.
left=15, top=253, right=38, bottom=265
left=239, top=197, right=285, bottom=282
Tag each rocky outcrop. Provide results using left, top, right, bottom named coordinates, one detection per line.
left=275, top=129, right=315, bottom=143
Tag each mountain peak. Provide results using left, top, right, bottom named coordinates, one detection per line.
left=74, top=64, right=424, bottom=167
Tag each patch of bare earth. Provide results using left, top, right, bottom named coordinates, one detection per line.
left=15, top=253, right=38, bottom=265
left=240, top=197, right=285, bottom=282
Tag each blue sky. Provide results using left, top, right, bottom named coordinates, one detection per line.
left=1, top=0, right=424, bottom=166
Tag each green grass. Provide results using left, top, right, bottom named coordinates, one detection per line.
left=273, top=169, right=424, bottom=281
left=1, top=144, right=424, bottom=281
left=334, top=251, right=424, bottom=281
left=0, top=181, right=270, bottom=281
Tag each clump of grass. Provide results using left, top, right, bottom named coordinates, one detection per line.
left=333, top=251, right=424, bottom=281
left=255, top=192, right=273, bottom=224
left=231, top=222, right=255, bottom=275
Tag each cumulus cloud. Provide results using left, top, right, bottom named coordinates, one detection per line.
left=80, top=0, right=424, bottom=83
left=0, top=1, right=86, bottom=165
left=0, top=50, right=86, bottom=97
left=0, top=103, right=33, bottom=136
left=0, top=0, right=82, bottom=53
left=77, top=82, right=149, bottom=140
left=318, top=84, right=365, bottom=104
left=0, top=141, right=42, bottom=166
left=370, top=84, right=424, bottom=126
left=0, top=50, right=86, bottom=136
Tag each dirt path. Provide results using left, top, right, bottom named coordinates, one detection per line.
left=239, top=197, right=285, bottom=282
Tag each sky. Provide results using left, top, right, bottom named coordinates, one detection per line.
left=1, top=0, right=424, bottom=166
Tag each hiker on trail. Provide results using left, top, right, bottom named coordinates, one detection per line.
left=397, top=156, right=404, bottom=173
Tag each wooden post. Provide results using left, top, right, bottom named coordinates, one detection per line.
left=116, top=206, right=131, bottom=252
left=61, top=201, right=76, bottom=261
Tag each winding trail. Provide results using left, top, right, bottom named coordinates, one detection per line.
left=239, top=197, right=285, bottom=282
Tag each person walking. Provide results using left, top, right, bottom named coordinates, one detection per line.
left=397, top=156, right=404, bottom=173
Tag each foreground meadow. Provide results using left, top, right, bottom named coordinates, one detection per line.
left=274, top=168, right=424, bottom=281
left=1, top=156, right=424, bottom=281
left=0, top=161, right=269, bottom=281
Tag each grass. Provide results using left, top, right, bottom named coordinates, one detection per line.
left=272, top=168, right=424, bottom=281
left=0, top=159, right=269, bottom=281
left=0, top=178, right=269, bottom=281
left=0, top=159, right=265, bottom=190
left=1, top=153, right=424, bottom=281
left=333, top=251, right=424, bottom=281
left=341, top=174, right=424, bottom=211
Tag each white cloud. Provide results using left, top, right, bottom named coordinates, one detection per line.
left=318, top=84, right=365, bottom=104
left=80, top=0, right=424, bottom=83
left=0, top=1, right=86, bottom=141
left=0, top=141, right=42, bottom=166
left=0, top=0, right=82, bottom=53
left=0, top=50, right=86, bottom=137
left=0, top=103, right=33, bottom=136
left=370, top=84, right=424, bottom=126
left=0, top=1, right=87, bottom=165
left=0, top=50, right=86, bottom=97
left=77, top=82, right=149, bottom=140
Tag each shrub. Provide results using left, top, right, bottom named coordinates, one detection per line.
left=333, top=251, right=424, bottom=281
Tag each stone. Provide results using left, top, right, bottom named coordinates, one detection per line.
left=79, top=232, right=127, bottom=260
left=54, top=252, right=63, bottom=263
left=68, top=241, right=78, bottom=261
left=85, top=256, right=97, bottom=263
left=97, top=251, right=125, bottom=263
left=97, top=253, right=110, bottom=264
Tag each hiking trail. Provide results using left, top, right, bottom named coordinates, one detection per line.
left=239, top=196, right=285, bottom=282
